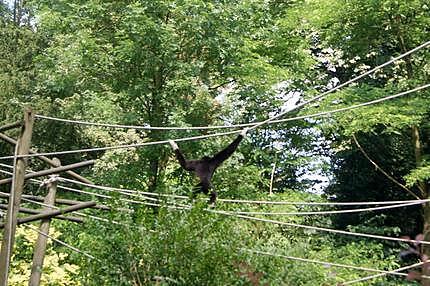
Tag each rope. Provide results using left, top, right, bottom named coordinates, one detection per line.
left=2, top=162, right=430, bottom=208
left=58, top=177, right=189, bottom=200
left=352, top=134, right=421, bottom=199
left=340, top=261, right=427, bottom=285
left=58, top=178, right=161, bottom=203
left=227, top=200, right=426, bottom=216
left=242, top=248, right=411, bottom=277
left=34, top=64, right=430, bottom=131
left=0, top=168, right=158, bottom=205
left=24, top=173, right=429, bottom=215
left=216, top=198, right=429, bottom=206
left=247, top=40, right=430, bottom=131
left=210, top=210, right=430, bottom=245
left=0, top=130, right=239, bottom=160
left=2, top=83, right=429, bottom=161
left=24, top=224, right=97, bottom=260
left=3, top=163, right=424, bottom=207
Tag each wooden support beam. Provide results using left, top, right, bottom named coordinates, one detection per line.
left=0, top=160, right=95, bottom=185
left=0, top=108, right=34, bottom=286
left=0, top=201, right=96, bottom=228
left=0, top=133, right=94, bottom=185
left=0, top=192, right=110, bottom=211
left=0, top=204, right=83, bottom=223
left=0, top=121, right=23, bottom=133
left=30, top=158, right=59, bottom=286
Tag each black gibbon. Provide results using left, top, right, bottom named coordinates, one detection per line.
left=169, top=129, right=247, bottom=203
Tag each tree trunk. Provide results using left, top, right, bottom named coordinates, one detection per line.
left=423, top=203, right=430, bottom=286
left=412, top=126, right=430, bottom=285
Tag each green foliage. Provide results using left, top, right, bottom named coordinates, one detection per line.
left=0, top=226, right=80, bottom=286
left=405, top=163, right=430, bottom=188
left=2, top=0, right=429, bottom=285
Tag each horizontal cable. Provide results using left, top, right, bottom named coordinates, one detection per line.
left=341, top=260, right=427, bottom=285
left=17, top=166, right=428, bottom=207
left=73, top=211, right=155, bottom=233
left=0, top=166, right=181, bottom=206
left=2, top=163, right=429, bottom=209
left=243, top=248, right=411, bottom=277
left=3, top=83, right=429, bottom=161
left=1, top=163, right=427, bottom=211
left=211, top=210, right=430, bottom=245
left=58, top=177, right=192, bottom=210
left=227, top=200, right=427, bottom=216
left=0, top=167, right=191, bottom=212
left=35, top=83, right=429, bottom=131
left=216, top=198, right=428, bottom=206
left=26, top=175, right=429, bottom=216
left=58, top=177, right=189, bottom=200
left=58, top=178, right=161, bottom=203
left=0, top=129, right=239, bottom=160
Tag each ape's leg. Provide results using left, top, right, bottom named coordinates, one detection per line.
left=192, top=182, right=215, bottom=204
left=191, top=183, right=207, bottom=199
left=209, top=190, right=217, bottom=204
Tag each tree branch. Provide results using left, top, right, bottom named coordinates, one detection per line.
left=352, top=134, right=421, bottom=199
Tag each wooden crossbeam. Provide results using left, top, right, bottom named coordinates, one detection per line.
left=0, top=133, right=94, bottom=185
left=0, top=121, right=22, bottom=133
left=0, top=160, right=95, bottom=185
left=0, top=201, right=96, bottom=228
left=0, top=204, right=83, bottom=223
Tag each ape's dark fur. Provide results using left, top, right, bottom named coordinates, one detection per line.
left=173, top=135, right=243, bottom=203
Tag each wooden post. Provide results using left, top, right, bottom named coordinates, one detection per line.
left=269, top=154, right=277, bottom=196
left=0, top=108, right=34, bottom=286
left=29, top=158, right=59, bottom=286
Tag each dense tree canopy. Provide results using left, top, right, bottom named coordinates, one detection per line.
left=0, top=0, right=429, bottom=285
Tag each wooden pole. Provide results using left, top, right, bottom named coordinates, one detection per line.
left=0, top=132, right=94, bottom=184
left=29, top=158, right=59, bottom=286
left=0, top=201, right=96, bottom=228
left=0, top=108, right=34, bottom=286
left=269, top=154, right=277, bottom=196
left=0, top=159, right=95, bottom=185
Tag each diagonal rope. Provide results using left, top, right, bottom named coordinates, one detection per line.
left=242, top=248, right=428, bottom=278
left=340, top=260, right=427, bottom=285
left=0, top=210, right=98, bottom=262
left=1, top=83, right=428, bottom=161
left=247, top=40, right=430, bottom=131
left=352, top=134, right=421, bottom=199
left=35, top=40, right=430, bottom=131
left=24, top=224, right=98, bottom=260
left=227, top=200, right=426, bottom=216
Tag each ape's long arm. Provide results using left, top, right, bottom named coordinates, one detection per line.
left=210, top=135, right=243, bottom=168
left=173, top=149, right=196, bottom=171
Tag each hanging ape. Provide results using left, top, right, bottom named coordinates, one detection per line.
left=169, top=129, right=247, bottom=203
